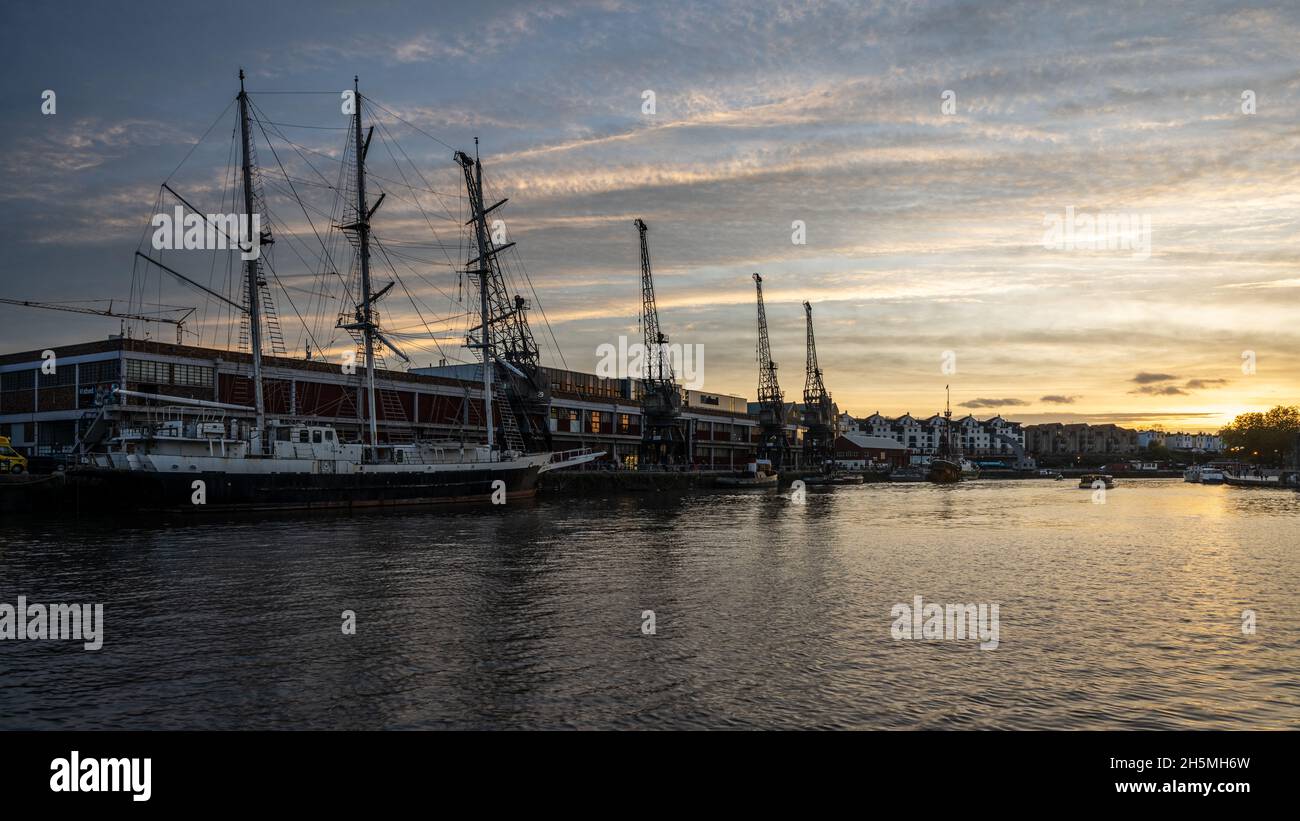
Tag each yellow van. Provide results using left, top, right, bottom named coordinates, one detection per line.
left=0, top=436, right=28, bottom=474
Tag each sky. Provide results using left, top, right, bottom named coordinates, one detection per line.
left=2, top=0, right=1299, bottom=432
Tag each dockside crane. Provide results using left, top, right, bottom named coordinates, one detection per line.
left=0, top=298, right=194, bottom=344
left=635, top=219, right=687, bottom=466
left=802, top=301, right=835, bottom=471
left=752, top=273, right=791, bottom=467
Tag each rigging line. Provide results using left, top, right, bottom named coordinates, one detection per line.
left=252, top=118, right=464, bottom=202
left=202, top=123, right=239, bottom=349
left=371, top=235, right=461, bottom=310
left=262, top=178, right=341, bottom=223
left=249, top=98, right=345, bottom=195
left=259, top=170, right=339, bottom=190
left=259, top=256, right=326, bottom=359
left=163, top=97, right=237, bottom=184
left=486, top=201, right=571, bottom=374
left=363, top=96, right=458, bottom=152
left=261, top=121, right=350, bottom=130
left=373, top=117, right=464, bottom=252
left=249, top=103, right=357, bottom=312
left=371, top=236, right=450, bottom=364
left=371, top=118, right=472, bottom=349
left=129, top=188, right=165, bottom=338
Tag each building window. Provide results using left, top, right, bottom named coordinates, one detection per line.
left=79, top=360, right=120, bottom=385
left=172, top=363, right=214, bottom=387
left=126, top=359, right=169, bottom=384
left=1, top=369, right=36, bottom=392
left=125, top=359, right=213, bottom=388
left=38, top=366, right=76, bottom=387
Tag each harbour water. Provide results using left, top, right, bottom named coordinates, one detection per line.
left=0, top=479, right=1295, bottom=729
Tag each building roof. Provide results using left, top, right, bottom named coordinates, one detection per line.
left=839, top=432, right=908, bottom=451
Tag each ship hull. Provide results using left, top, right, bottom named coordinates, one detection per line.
left=927, top=459, right=962, bottom=484
left=59, top=462, right=542, bottom=514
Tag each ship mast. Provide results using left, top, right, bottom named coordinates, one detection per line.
left=350, top=76, right=379, bottom=457
left=236, top=70, right=265, bottom=445
left=942, top=384, right=954, bottom=458
left=458, top=143, right=494, bottom=451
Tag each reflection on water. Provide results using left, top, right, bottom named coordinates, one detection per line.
left=0, top=479, right=1296, bottom=729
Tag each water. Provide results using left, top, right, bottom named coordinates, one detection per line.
left=0, top=479, right=1296, bottom=729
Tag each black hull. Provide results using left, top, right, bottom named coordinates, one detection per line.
left=927, top=459, right=962, bottom=484
left=47, top=464, right=542, bottom=514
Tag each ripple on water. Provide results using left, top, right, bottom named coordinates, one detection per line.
left=0, top=480, right=1296, bottom=729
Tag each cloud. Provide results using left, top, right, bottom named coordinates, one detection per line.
left=1040, top=395, right=1079, bottom=404
left=1132, top=372, right=1178, bottom=384
left=959, top=397, right=1029, bottom=408
left=1130, top=385, right=1188, bottom=396
left=1184, top=378, right=1227, bottom=389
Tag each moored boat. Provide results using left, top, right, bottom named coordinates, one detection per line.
left=58, top=73, right=602, bottom=513
left=925, top=386, right=971, bottom=484
left=1078, top=473, right=1115, bottom=489
left=716, top=458, right=779, bottom=488
left=803, top=472, right=865, bottom=486
left=889, top=466, right=928, bottom=482
left=1222, top=471, right=1285, bottom=488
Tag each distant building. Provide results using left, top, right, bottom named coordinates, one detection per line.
left=416, top=364, right=759, bottom=469
left=1024, top=423, right=1139, bottom=456
left=855, top=411, right=1026, bottom=457
left=832, top=432, right=909, bottom=469
left=1136, top=429, right=1165, bottom=448
left=1163, top=432, right=1223, bottom=453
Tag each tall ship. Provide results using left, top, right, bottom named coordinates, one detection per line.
left=63, top=73, right=597, bottom=512
left=926, top=386, right=979, bottom=484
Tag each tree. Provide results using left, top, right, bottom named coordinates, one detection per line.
left=1219, top=405, right=1300, bottom=465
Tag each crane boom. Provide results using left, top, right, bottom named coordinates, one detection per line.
left=0, top=298, right=194, bottom=343
left=752, top=273, right=789, bottom=467
left=634, top=219, right=685, bottom=467
left=636, top=218, right=675, bottom=391
left=802, top=300, right=834, bottom=470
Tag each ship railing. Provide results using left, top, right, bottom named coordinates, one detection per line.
left=551, top=447, right=596, bottom=464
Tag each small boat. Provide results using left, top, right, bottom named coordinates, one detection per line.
left=1079, top=473, right=1115, bottom=489
left=716, top=458, right=779, bottom=488
left=889, top=466, right=928, bottom=482
left=1184, top=465, right=1226, bottom=484
left=804, top=472, right=865, bottom=486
